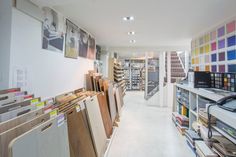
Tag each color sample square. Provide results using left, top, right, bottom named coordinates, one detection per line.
left=218, top=26, right=225, bottom=37
left=200, top=56, right=204, bottom=64
left=218, top=39, right=225, bottom=49
left=218, top=52, right=225, bottom=61
left=211, top=65, right=217, bottom=72
left=227, top=21, right=236, bottom=34
left=228, top=64, right=236, bottom=72
left=192, top=58, right=195, bottom=64
left=195, top=66, right=199, bottom=71
left=210, top=31, right=217, bottom=41
left=211, top=42, right=217, bottom=51
left=227, top=50, right=236, bottom=60
left=205, top=65, right=210, bottom=71
left=200, top=46, right=204, bottom=54
left=205, top=44, right=210, bottom=53
left=196, top=48, right=199, bottom=55
left=227, top=35, right=236, bottom=47
left=205, top=34, right=210, bottom=43
left=211, top=53, right=217, bottom=62
left=219, top=65, right=225, bottom=73
left=195, top=57, right=199, bottom=64
left=205, top=55, right=210, bottom=63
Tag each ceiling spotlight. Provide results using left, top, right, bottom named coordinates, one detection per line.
left=123, top=16, right=134, bottom=21
left=130, top=40, right=136, bottom=43
left=128, top=31, right=135, bottom=35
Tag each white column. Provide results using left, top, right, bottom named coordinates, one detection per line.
left=159, top=52, right=165, bottom=107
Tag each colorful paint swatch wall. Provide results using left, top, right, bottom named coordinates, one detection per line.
left=191, top=18, right=236, bottom=73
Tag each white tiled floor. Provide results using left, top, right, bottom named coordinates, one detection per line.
left=107, top=91, right=195, bottom=157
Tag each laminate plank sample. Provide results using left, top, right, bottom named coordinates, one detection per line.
left=0, top=88, right=20, bottom=95
left=86, top=74, right=94, bottom=91
left=103, top=81, right=117, bottom=123
left=66, top=105, right=96, bottom=157
left=0, top=92, right=27, bottom=107
left=55, top=92, right=77, bottom=104
left=97, top=93, right=113, bottom=138
left=9, top=114, right=70, bottom=157
left=0, top=104, right=37, bottom=123
left=114, top=87, right=122, bottom=117
left=85, top=96, right=107, bottom=157
left=0, top=108, right=44, bottom=134
left=0, top=113, right=50, bottom=157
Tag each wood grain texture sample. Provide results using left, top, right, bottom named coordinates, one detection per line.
left=103, top=80, right=117, bottom=123
left=66, top=105, right=97, bottom=157
left=85, top=96, right=107, bottom=157
left=97, top=93, right=113, bottom=138
left=8, top=115, right=70, bottom=157
left=0, top=108, right=44, bottom=134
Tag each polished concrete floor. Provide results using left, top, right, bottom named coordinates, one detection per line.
left=107, top=91, right=195, bottom=157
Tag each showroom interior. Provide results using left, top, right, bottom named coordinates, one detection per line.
left=0, top=0, right=236, bottom=157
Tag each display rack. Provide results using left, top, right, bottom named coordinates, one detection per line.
left=123, top=59, right=145, bottom=91
left=174, top=83, right=236, bottom=154
left=113, top=61, right=126, bottom=96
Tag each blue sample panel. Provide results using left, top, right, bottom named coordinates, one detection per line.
left=211, top=53, right=217, bottom=62
left=227, top=35, right=236, bottom=47
left=228, top=64, right=236, bottom=73
left=227, top=50, right=236, bottom=60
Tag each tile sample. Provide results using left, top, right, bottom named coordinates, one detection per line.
left=84, top=96, right=107, bottom=157
left=8, top=115, right=70, bottom=157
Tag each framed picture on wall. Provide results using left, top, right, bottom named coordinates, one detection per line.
left=42, top=7, right=65, bottom=53
left=65, top=20, right=79, bottom=59
left=87, top=35, right=96, bottom=60
left=79, top=29, right=89, bottom=58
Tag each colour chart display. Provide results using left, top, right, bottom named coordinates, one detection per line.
left=191, top=19, right=236, bottom=73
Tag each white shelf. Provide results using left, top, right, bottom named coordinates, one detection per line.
left=176, top=84, right=225, bottom=102
left=210, top=105, right=236, bottom=129
left=213, top=126, right=236, bottom=145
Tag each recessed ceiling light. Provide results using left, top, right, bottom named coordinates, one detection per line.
left=128, top=31, right=135, bottom=35
left=130, top=39, right=136, bottom=43
left=123, top=16, right=134, bottom=21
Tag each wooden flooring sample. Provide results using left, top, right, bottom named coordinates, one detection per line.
left=97, top=93, right=113, bottom=138
left=114, top=87, right=122, bottom=117
left=0, top=108, right=44, bottom=134
left=85, top=96, right=107, bottom=157
left=66, top=106, right=96, bottom=157
left=0, top=113, right=51, bottom=157
left=103, top=81, right=117, bottom=123
left=0, top=105, right=37, bottom=123
left=9, top=114, right=70, bottom=157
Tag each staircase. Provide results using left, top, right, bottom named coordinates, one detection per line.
left=165, top=52, right=186, bottom=83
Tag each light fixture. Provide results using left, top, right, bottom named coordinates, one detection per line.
left=130, top=39, right=136, bottom=43
left=128, top=31, right=135, bottom=35
left=123, top=16, right=134, bottom=21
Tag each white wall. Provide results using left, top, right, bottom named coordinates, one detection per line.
left=9, top=8, right=94, bottom=99
left=0, top=0, right=12, bottom=89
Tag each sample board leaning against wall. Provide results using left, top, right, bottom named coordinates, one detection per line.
left=9, top=8, right=94, bottom=98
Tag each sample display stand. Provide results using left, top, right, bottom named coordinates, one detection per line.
left=174, top=83, right=236, bottom=154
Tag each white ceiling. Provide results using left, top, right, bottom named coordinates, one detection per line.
left=32, top=0, right=236, bottom=53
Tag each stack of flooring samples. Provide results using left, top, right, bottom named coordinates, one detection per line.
left=0, top=87, right=125, bottom=157
left=185, top=129, right=203, bottom=152
left=212, top=136, right=236, bottom=157
left=0, top=88, right=69, bottom=157
left=195, top=141, right=218, bottom=157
